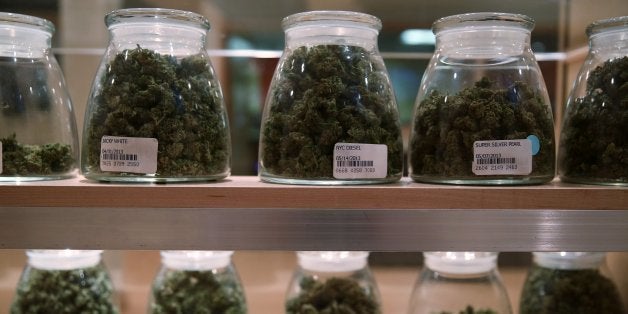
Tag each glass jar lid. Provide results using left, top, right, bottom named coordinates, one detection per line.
left=586, top=15, right=628, bottom=37
left=297, top=251, right=369, bottom=272
left=105, top=8, right=210, bottom=31
left=282, top=10, right=381, bottom=32
left=27, top=250, right=102, bottom=270
left=432, top=12, right=534, bottom=34
left=424, top=252, right=498, bottom=275
left=161, top=250, right=233, bottom=271
left=533, top=252, right=606, bottom=270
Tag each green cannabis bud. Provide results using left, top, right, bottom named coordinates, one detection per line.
left=410, top=77, right=554, bottom=180
left=10, top=266, right=118, bottom=314
left=434, top=305, right=499, bottom=314
left=150, top=270, right=246, bottom=314
left=260, top=45, right=403, bottom=180
left=1, top=133, right=74, bottom=176
left=559, top=56, right=628, bottom=183
left=84, top=46, right=230, bottom=177
left=286, top=276, right=381, bottom=314
left=519, top=265, right=624, bottom=314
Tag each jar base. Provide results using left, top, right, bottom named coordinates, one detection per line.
left=559, top=175, right=627, bottom=187
left=260, top=173, right=401, bottom=186
left=83, top=172, right=229, bottom=183
left=410, top=174, right=554, bottom=186
left=0, top=173, right=76, bottom=182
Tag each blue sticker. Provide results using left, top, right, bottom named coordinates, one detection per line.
left=527, top=134, right=540, bottom=155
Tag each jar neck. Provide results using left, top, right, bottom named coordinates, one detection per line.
left=436, top=27, right=531, bottom=59
left=109, top=23, right=206, bottom=55
left=27, top=250, right=102, bottom=270
left=533, top=252, right=605, bottom=270
left=297, top=251, right=369, bottom=273
left=0, top=26, right=51, bottom=58
left=161, top=250, right=233, bottom=271
left=285, top=25, right=379, bottom=51
left=589, top=29, right=628, bottom=55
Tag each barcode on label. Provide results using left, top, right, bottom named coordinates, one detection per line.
left=336, top=160, right=374, bottom=167
left=476, top=157, right=516, bottom=165
left=101, top=153, right=138, bottom=161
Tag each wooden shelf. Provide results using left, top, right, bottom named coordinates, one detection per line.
left=0, top=176, right=626, bottom=251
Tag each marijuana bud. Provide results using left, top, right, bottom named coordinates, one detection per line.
left=559, top=56, right=628, bottom=184
left=10, top=265, right=118, bottom=314
left=260, top=44, right=403, bottom=182
left=83, top=46, right=230, bottom=180
left=1, top=133, right=74, bottom=177
left=410, top=77, right=555, bottom=183
left=150, top=269, right=247, bottom=314
left=519, top=265, right=624, bottom=314
left=286, top=276, right=381, bottom=314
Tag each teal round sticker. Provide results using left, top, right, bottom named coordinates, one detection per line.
left=527, top=134, right=540, bottom=155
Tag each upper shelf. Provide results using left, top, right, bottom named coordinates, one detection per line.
left=0, top=176, right=626, bottom=210
left=0, top=176, right=626, bottom=251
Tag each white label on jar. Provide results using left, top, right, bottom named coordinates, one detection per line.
left=472, top=139, right=532, bottom=175
left=100, top=136, right=158, bottom=174
left=333, top=143, right=387, bottom=179
left=0, top=141, right=3, bottom=174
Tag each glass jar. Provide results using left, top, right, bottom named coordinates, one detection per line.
left=558, top=16, right=628, bottom=186
left=519, top=252, right=624, bottom=314
left=81, top=8, right=231, bottom=182
left=286, top=251, right=382, bottom=313
left=149, top=251, right=247, bottom=314
left=0, top=13, right=78, bottom=181
left=408, top=13, right=555, bottom=185
left=10, top=250, right=118, bottom=313
left=408, top=252, right=512, bottom=314
left=258, top=11, right=404, bottom=185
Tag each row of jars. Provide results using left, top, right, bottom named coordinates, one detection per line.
left=8, top=250, right=625, bottom=313
left=0, top=9, right=626, bottom=186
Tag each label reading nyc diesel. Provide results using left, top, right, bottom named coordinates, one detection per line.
left=333, top=143, right=387, bottom=179
left=100, top=136, right=158, bottom=174
left=472, top=139, right=532, bottom=175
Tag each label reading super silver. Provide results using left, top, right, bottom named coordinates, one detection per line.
left=333, top=143, right=387, bottom=179
left=100, top=136, right=158, bottom=174
left=472, top=139, right=532, bottom=175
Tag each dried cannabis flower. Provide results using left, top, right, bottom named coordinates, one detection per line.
left=434, top=306, right=499, bottom=314
left=559, top=56, right=628, bottom=183
left=261, top=45, right=403, bottom=180
left=519, top=265, right=624, bottom=314
left=10, top=266, right=118, bottom=314
left=1, top=133, right=73, bottom=176
left=84, top=46, right=229, bottom=177
left=286, top=276, right=381, bottom=314
left=410, top=77, right=554, bottom=179
left=150, top=270, right=246, bottom=314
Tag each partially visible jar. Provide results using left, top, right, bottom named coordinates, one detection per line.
left=520, top=252, right=624, bottom=314
left=259, top=11, right=404, bottom=185
left=81, top=8, right=231, bottom=182
left=0, top=13, right=78, bottom=181
left=409, top=13, right=555, bottom=185
left=408, top=252, right=512, bottom=314
left=10, top=250, right=118, bottom=314
left=286, top=251, right=382, bottom=313
left=149, top=251, right=246, bottom=313
left=558, top=16, right=628, bottom=186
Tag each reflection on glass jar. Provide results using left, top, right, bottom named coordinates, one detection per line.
left=408, top=252, right=512, bottom=314
left=286, top=251, right=382, bottom=313
left=10, top=250, right=118, bottom=313
left=558, top=16, right=628, bottom=186
left=0, top=13, right=78, bottom=181
left=149, top=251, right=247, bottom=314
left=519, top=252, right=624, bottom=314
left=409, top=13, right=555, bottom=185
left=259, top=11, right=404, bottom=185
left=81, top=8, right=231, bottom=182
